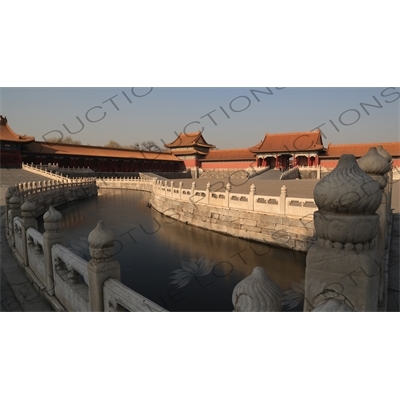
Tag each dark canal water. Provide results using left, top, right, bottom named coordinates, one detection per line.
left=39, top=189, right=306, bottom=311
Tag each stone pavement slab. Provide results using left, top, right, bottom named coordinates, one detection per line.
left=0, top=168, right=47, bottom=207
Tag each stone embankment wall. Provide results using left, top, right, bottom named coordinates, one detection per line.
left=149, top=180, right=317, bottom=252
left=151, top=193, right=315, bottom=252
left=97, top=177, right=318, bottom=252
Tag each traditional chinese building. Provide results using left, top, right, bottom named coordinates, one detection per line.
left=22, top=141, right=183, bottom=172
left=0, top=116, right=183, bottom=172
left=201, top=148, right=257, bottom=170
left=1, top=116, right=399, bottom=172
left=165, top=132, right=215, bottom=168
left=0, top=115, right=35, bottom=168
left=249, top=129, right=325, bottom=170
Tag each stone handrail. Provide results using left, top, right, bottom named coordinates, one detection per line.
left=22, top=162, right=67, bottom=181
left=13, top=217, right=24, bottom=261
left=5, top=201, right=168, bottom=312
left=280, top=166, right=300, bottom=180
left=27, top=226, right=44, bottom=248
left=51, top=244, right=90, bottom=312
left=103, top=279, right=168, bottom=312
left=97, top=177, right=317, bottom=217
left=247, top=166, right=270, bottom=177
left=152, top=180, right=317, bottom=216
left=53, top=243, right=89, bottom=283
left=5, top=178, right=97, bottom=220
left=26, top=227, right=46, bottom=292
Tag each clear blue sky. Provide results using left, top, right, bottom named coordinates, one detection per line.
left=1, top=87, right=399, bottom=149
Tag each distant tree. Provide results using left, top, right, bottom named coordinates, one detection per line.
left=104, top=140, right=123, bottom=148
left=139, top=140, right=161, bottom=152
left=103, top=140, right=165, bottom=152
left=46, top=136, right=82, bottom=145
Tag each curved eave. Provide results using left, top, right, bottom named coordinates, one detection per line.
left=0, top=124, right=35, bottom=143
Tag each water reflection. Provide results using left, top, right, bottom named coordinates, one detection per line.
left=38, top=189, right=306, bottom=311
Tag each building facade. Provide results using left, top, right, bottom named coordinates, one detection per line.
left=0, top=115, right=35, bottom=168
left=1, top=117, right=399, bottom=172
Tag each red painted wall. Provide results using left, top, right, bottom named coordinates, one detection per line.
left=320, top=159, right=339, bottom=168
left=321, top=158, right=400, bottom=169
left=392, top=159, right=400, bottom=167
left=183, top=159, right=200, bottom=168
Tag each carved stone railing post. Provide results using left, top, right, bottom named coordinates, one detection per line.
left=358, top=147, right=392, bottom=309
left=249, top=184, right=255, bottom=211
left=191, top=181, right=196, bottom=195
left=43, top=206, right=64, bottom=296
left=4, top=187, right=14, bottom=237
left=206, top=182, right=211, bottom=204
left=179, top=181, right=183, bottom=200
left=170, top=181, right=174, bottom=198
left=87, top=221, right=121, bottom=312
left=232, top=267, right=282, bottom=311
left=21, top=200, right=38, bottom=267
left=225, top=183, right=231, bottom=208
left=8, top=194, right=21, bottom=247
left=279, top=185, right=287, bottom=215
left=304, top=154, right=382, bottom=311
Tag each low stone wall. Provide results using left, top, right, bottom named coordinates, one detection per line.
left=200, top=169, right=249, bottom=179
left=299, top=169, right=318, bottom=179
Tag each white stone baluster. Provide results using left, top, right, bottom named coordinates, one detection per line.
left=43, top=206, right=64, bottom=296
left=8, top=194, right=21, bottom=247
left=279, top=185, right=287, bottom=215
left=249, top=184, right=255, bottom=211
left=21, top=200, right=38, bottom=267
left=87, top=221, right=121, bottom=312
left=225, top=183, right=231, bottom=208
left=304, top=154, right=382, bottom=312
